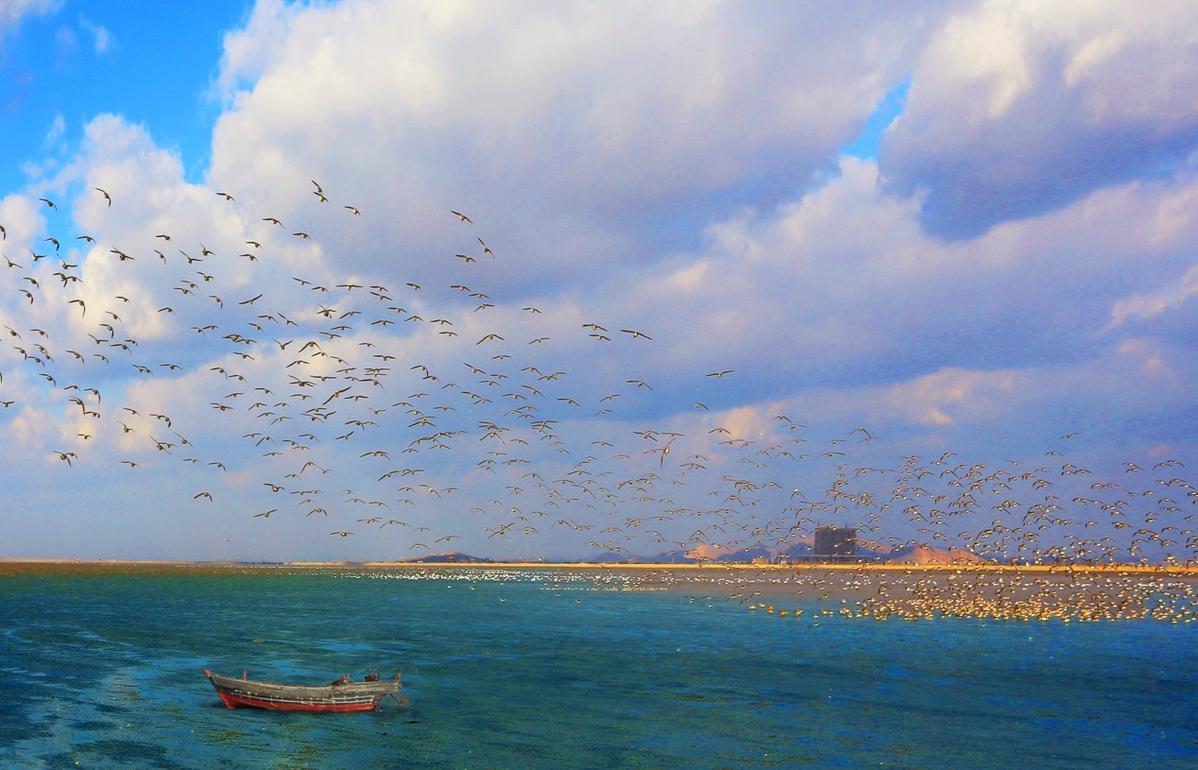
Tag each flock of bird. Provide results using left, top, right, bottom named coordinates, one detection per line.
left=1, top=178, right=1196, bottom=606
left=719, top=569, right=1198, bottom=623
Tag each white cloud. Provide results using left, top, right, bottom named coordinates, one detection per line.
left=590, top=157, right=1198, bottom=398
left=1105, top=264, right=1198, bottom=331
left=205, top=0, right=948, bottom=294
left=883, top=0, right=1198, bottom=237
left=0, top=0, right=58, bottom=31
left=0, top=192, right=45, bottom=255
left=78, top=16, right=111, bottom=54
left=879, top=367, right=1020, bottom=427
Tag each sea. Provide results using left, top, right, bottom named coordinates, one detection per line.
left=1, top=567, right=1196, bottom=769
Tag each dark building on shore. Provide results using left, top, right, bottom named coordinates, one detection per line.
left=814, top=526, right=857, bottom=558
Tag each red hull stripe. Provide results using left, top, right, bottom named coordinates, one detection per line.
left=216, top=689, right=379, bottom=712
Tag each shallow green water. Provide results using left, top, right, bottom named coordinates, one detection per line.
left=1, top=569, right=1195, bottom=769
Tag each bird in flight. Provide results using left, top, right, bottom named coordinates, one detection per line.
left=450, top=210, right=472, bottom=224
left=95, top=187, right=112, bottom=206
left=706, top=370, right=734, bottom=378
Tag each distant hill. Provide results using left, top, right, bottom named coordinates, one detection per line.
left=647, top=548, right=702, bottom=564
left=580, top=551, right=648, bottom=564
left=397, top=542, right=984, bottom=565
left=879, top=544, right=983, bottom=565
left=646, top=543, right=784, bottom=563
left=402, top=551, right=492, bottom=563
left=634, top=538, right=986, bottom=565
left=713, top=543, right=774, bottom=563
left=686, top=543, right=739, bottom=561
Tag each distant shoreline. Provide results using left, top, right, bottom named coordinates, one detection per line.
left=1, top=558, right=1196, bottom=575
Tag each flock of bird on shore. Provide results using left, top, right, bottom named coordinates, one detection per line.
left=721, top=568, right=1198, bottom=623
left=1, top=179, right=1196, bottom=620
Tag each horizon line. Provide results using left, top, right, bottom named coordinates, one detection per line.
left=2, top=558, right=1196, bottom=575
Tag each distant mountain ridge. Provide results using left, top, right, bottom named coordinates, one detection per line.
left=580, top=537, right=985, bottom=565
left=397, top=542, right=985, bottom=565
left=401, top=551, right=493, bottom=563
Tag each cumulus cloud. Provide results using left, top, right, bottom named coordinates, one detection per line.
left=0, top=192, right=45, bottom=254
left=206, top=0, right=949, bottom=294
left=584, top=157, right=1198, bottom=413
left=882, top=0, right=1198, bottom=238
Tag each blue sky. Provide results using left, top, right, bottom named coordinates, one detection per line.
left=1, top=1, right=249, bottom=190
left=841, top=81, right=909, bottom=161
left=1, top=0, right=1196, bottom=563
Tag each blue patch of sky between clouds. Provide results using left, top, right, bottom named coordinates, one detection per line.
left=840, top=79, right=909, bottom=161
left=0, top=1, right=252, bottom=196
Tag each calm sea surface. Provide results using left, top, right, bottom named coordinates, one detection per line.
left=1, top=568, right=1195, bottom=769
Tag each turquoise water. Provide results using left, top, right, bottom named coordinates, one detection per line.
left=1, top=569, right=1196, bottom=769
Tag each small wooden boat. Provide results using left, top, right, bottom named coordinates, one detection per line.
left=203, top=669, right=403, bottom=712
